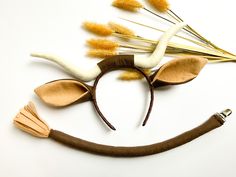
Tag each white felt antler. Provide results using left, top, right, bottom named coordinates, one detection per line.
left=31, top=22, right=186, bottom=82
left=134, top=22, right=187, bottom=68
left=31, top=53, right=101, bottom=82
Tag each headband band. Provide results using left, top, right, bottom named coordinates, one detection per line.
left=34, top=55, right=208, bottom=130
left=93, top=55, right=154, bottom=130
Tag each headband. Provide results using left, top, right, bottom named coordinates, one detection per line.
left=34, top=55, right=207, bottom=130
left=35, top=55, right=154, bottom=130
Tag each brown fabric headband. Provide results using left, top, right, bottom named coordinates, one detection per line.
left=34, top=55, right=208, bottom=130
left=13, top=102, right=232, bottom=157
left=35, top=55, right=154, bottom=130
left=94, top=55, right=154, bottom=130
left=93, top=56, right=154, bottom=130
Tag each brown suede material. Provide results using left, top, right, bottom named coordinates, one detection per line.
left=49, top=114, right=223, bottom=157
left=97, top=55, right=135, bottom=73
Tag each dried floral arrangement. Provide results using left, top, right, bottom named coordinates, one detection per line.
left=82, top=0, right=236, bottom=80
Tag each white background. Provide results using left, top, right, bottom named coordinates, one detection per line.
left=1, top=0, right=236, bottom=176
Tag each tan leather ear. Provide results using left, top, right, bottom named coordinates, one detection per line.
left=151, top=56, right=208, bottom=87
left=35, top=79, right=92, bottom=107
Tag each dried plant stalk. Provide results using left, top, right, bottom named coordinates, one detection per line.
left=87, top=39, right=119, bottom=50
left=147, top=0, right=169, bottom=12
left=119, top=18, right=216, bottom=51
left=108, top=22, right=135, bottom=36
left=113, top=32, right=236, bottom=61
left=83, top=22, right=113, bottom=36
left=112, top=0, right=235, bottom=57
left=112, top=0, right=143, bottom=11
left=87, top=49, right=117, bottom=58
left=83, top=21, right=236, bottom=63
left=119, top=69, right=151, bottom=80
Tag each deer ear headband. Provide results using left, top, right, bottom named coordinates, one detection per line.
left=34, top=55, right=208, bottom=130
left=13, top=23, right=232, bottom=156
left=31, top=23, right=205, bottom=130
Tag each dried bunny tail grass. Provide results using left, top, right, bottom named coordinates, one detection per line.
left=148, top=0, right=169, bottom=12
left=108, top=22, right=135, bottom=36
left=119, top=69, right=151, bottom=80
left=112, top=0, right=143, bottom=11
left=13, top=102, right=50, bottom=138
left=87, top=49, right=117, bottom=58
left=83, top=22, right=113, bottom=36
left=86, top=39, right=119, bottom=50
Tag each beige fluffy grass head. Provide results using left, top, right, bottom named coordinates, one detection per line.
left=87, top=49, right=117, bottom=58
left=83, top=22, right=113, bottom=36
left=148, top=0, right=169, bottom=12
left=112, top=0, right=143, bottom=11
left=119, top=69, right=151, bottom=80
left=87, top=39, right=119, bottom=50
left=13, top=102, right=50, bottom=138
left=108, top=22, right=135, bottom=36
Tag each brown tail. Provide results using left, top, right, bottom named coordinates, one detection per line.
left=13, top=102, right=50, bottom=138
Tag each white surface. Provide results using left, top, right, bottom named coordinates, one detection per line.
left=0, top=0, right=236, bottom=176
